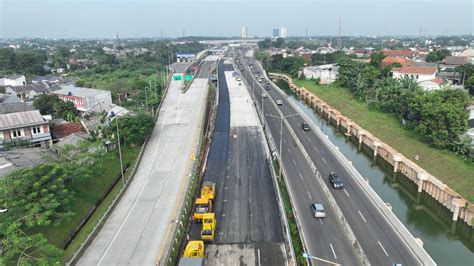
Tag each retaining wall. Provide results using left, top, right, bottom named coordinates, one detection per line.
left=270, top=73, right=474, bottom=227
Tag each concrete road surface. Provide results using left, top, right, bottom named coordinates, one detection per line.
left=77, top=58, right=215, bottom=266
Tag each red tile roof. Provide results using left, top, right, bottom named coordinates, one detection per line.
left=392, top=66, right=437, bottom=75
left=52, top=122, right=83, bottom=140
left=383, top=50, right=417, bottom=58
left=431, top=77, right=444, bottom=85
left=382, top=57, right=413, bottom=67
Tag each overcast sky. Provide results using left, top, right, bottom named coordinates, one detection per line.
left=0, top=0, right=472, bottom=38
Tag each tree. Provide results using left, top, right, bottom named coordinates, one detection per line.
left=465, top=76, right=474, bottom=95
left=2, top=230, right=63, bottom=265
left=106, top=113, right=154, bottom=147
left=33, top=94, right=79, bottom=121
left=426, top=49, right=451, bottom=62
left=369, top=51, right=386, bottom=69
left=258, top=38, right=273, bottom=50
left=274, top=37, right=285, bottom=48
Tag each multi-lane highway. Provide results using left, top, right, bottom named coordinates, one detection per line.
left=237, top=53, right=361, bottom=265
left=237, top=50, right=431, bottom=265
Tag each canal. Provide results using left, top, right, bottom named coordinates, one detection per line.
left=276, top=80, right=474, bottom=266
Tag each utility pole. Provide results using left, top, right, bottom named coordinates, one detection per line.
left=337, top=18, right=342, bottom=50
left=116, top=117, right=125, bottom=186
left=144, top=86, right=148, bottom=114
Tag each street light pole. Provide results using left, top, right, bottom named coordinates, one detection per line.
left=266, top=113, right=299, bottom=179
left=116, top=116, right=125, bottom=186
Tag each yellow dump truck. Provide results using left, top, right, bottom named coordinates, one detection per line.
left=201, top=213, right=216, bottom=242
left=200, top=182, right=216, bottom=201
left=193, top=198, right=212, bottom=222
left=179, top=241, right=204, bottom=266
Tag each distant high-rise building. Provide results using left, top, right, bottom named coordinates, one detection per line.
left=280, top=27, right=287, bottom=38
left=241, top=26, right=248, bottom=39
left=272, top=28, right=280, bottom=38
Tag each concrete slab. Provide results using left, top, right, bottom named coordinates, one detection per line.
left=225, top=71, right=259, bottom=127
left=77, top=61, right=212, bottom=265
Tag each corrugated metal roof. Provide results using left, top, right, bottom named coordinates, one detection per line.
left=0, top=110, right=46, bottom=130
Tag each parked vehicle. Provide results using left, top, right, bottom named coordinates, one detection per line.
left=201, top=213, right=216, bottom=242
left=329, top=172, right=344, bottom=189
left=179, top=241, right=204, bottom=265
left=312, top=203, right=326, bottom=218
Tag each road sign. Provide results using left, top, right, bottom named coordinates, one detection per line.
left=184, top=74, right=194, bottom=81
left=173, top=74, right=182, bottom=80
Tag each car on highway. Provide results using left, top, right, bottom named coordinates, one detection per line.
left=254, top=74, right=259, bottom=78
left=302, top=123, right=310, bottom=131
left=329, top=172, right=344, bottom=189
left=312, top=203, right=326, bottom=218
left=262, top=92, right=268, bottom=98
left=265, top=85, right=270, bottom=90
left=276, top=100, right=283, bottom=105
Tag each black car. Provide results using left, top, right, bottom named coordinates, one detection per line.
left=265, top=85, right=270, bottom=90
left=302, top=123, right=310, bottom=131
left=329, top=172, right=343, bottom=189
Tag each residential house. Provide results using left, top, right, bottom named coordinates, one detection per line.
left=51, top=85, right=112, bottom=114
left=460, top=48, right=474, bottom=64
left=440, top=56, right=469, bottom=70
left=51, top=122, right=83, bottom=142
left=303, top=64, right=339, bottom=84
left=0, top=75, right=26, bottom=86
left=391, top=66, right=441, bottom=91
left=0, top=110, right=52, bottom=149
left=381, top=57, right=413, bottom=68
left=315, top=46, right=337, bottom=55
left=5, top=84, right=50, bottom=101
left=383, top=49, right=418, bottom=58
left=0, top=94, right=21, bottom=104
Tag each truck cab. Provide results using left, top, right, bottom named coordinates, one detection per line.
left=201, top=182, right=216, bottom=201
left=201, top=213, right=216, bottom=242
left=183, top=240, right=204, bottom=258
left=194, top=198, right=212, bottom=222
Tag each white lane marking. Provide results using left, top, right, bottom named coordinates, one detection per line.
left=0, top=163, right=12, bottom=169
left=283, top=138, right=287, bottom=144
left=307, top=190, right=312, bottom=200
left=314, top=146, right=319, bottom=152
left=288, top=148, right=292, bottom=154
left=322, top=158, right=327, bottom=164
left=378, top=241, right=389, bottom=257
left=257, top=249, right=261, bottom=266
left=358, top=210, right=367, bottom=223
left=330, top=243, right=337, bottom=259
left=343, top=189, right=350, bottom=198
left=299, top=173, right=304, bottom=181
left=292, top=159, right=297, bottom=165
left=319, top=218, right=323, bottom=224
left=306, top=136, right=311, bottom=142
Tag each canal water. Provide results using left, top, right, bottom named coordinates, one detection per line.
left=276, top=80, right=474, bottom=266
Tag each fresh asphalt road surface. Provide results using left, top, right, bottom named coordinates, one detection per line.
left=242, top=52, right=421, bottom=265
left=238, top=55, right=360, bottom=265
left=189, top=60, right=286, bottom=264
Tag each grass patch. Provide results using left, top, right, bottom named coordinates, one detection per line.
left=273, top=160, right=306, bottom=266
left=292, top=79, right=474, bottom=202
left=32, top=146, right=140, bottom=262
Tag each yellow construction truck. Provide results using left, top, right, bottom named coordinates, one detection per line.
left=178, top=241, right=204, bottom=266
left=201, top=182, right=216, bottom=201
left=193, top=198, right=212, bottom=222
left=201, top=213, right=216, bottom=242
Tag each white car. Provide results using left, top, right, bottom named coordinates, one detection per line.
left=276, top=100, right=283, bottom=105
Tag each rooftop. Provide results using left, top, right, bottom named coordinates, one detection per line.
left=7, top=84, right=49, bottom=94
left=53, top=85, right=110, bottom=98
left=442, top=56, right=468, bottom=66
left=0, top=110, right=47, bottom=130
left=391, top=66, right=437, bottom=75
